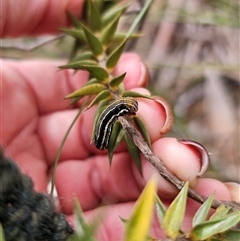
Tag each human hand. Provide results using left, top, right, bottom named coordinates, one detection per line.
left=1, top=1, right=239, bottom=240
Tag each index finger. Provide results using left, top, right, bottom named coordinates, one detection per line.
left=1, top=0, right=84, bottom=37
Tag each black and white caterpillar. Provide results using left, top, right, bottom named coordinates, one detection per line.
left=93, top=97, right=138, bottom=150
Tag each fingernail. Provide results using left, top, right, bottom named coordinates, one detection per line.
left=224, top=182, right=240, bottom=202
left=152, top=96, right=173, bottom=134
left=179, top=139, right=210, bottom=176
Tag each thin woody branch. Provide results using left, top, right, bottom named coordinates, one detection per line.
left=118, top=116, right=240, bottom=211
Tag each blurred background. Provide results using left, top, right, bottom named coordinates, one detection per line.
left=2, top=0, right=239, bottom=182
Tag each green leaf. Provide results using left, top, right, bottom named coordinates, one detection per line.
left=73, top=197, right=96, bottom=241
left=224, top=229, right=240, bottom=240
left=155, top=194, right=167, bottom=225
left=73, top=197, right=89, bottom=233
left=100, top=12, right=122, bottom=46
left=69, top=39, right=84, bottom=61
left=69, top=51, right=95, bottom=62
left=61, top=64, right=109, bottom=82
left=163, top=182, right=189, bottom=239
left=81, top=23, right=103, bottom=57
left=125, top=134, right=142, bottom=173
left=0, top=224, right=5, bottom=241
left=125, top=176, right=157, bottom=241
left=106, top=33, right=141, bottom=55
left=109, top=72, right=126, bottom=87
left=60, top=28, right=86, bottom=42
left=59, top=60, right=97, bottom=70
left=102, top=4, right=128, bottom=26
left=69, top=96, right=83, bottom=106
left=68, top=78, right=99, bottom=106
left=86, top=90, right=111, bottom=110
left=210, top=204, right=231, bottom=221
left=115, top=127, right=125, bottom=146
left=190, top=211, right=240, bottom=240
left=119, top=216, right=129, bottom=224
left=65, top=84, right=106, bottom=99
left=192, top=193, right=215, bottom=226
left=67, top=11, right=82, bottom=29
left=91, top=99, right=109, bottom=141
left=108, top=121, right=122, bottom=165
left=108, top=127, right=125, bottom=165
left=85, top=78, right=99, bottom=85
left=83, top=65, right=109, bottom=82
left=133, top=116, right=151, bottom=149
left=86, top=0, right=102, bottom=32
left=106, top=39, right=127, bottom=71
left=122, top=91, right=153, bottom=100
left=112, top=32, right=142, bottom=43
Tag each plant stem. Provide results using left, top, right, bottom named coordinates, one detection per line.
left=50, top=97, right=90, bottom=196
left=119, top=116, right=240, bottom=211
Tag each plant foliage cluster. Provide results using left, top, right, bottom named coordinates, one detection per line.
left=51, top=1, right=240, bottom=241
left=1, top=1, right=239, bottom=241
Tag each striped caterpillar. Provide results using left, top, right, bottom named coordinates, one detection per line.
left=93, top=97, right=138, bottom=150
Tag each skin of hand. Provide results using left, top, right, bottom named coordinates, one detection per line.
left=1, top=1, right=239, bottom=240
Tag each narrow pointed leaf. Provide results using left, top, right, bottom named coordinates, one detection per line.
left=91, top=99, right=109, bottom=141
left=86, top=90, right=111, bottom=110
left=108, top=127, right=125, bottom=165
left=86, top=0, right=102, bottom=31
left=69, top=39, right=83, bottom=60
left=192, top=193, right=215, bottom=226
left=60, top=28, right=86, bottom=42
left=102, top=5, right=128, bottom=26
left=210, top=205, right=231, bottom=221
left=67, top=11, right=82, bottom=29
left=190, top=211, right=240, bottom=240
left=224, top=229, right=240, bottom=240
left=109, top=72, right=126, bottom=87
left=73, top=197, right=88, bottom=231
left=155, top=194, right=167, bottom=225
left=0, top=224, right=5, bottom=241
left=100, top=12, right=121, bottom=46
left=125, top=134, right=142, bottom=173
left=65, top=84, right=106, bottom=99
left=115, top=127, right=125, bottom=146
left=69, top=78, right=99, bottom=105
left=73, top=197, right=96, bottom=241
left=125, top=177, right=157, bottom=241
left=59, top=60, right=97, bottom=70
left=108, top=122, right=122, bottom=165
left=119, top=216, right=129, bottom=224
left=106, top=39, right=127, bottom=71
left=81, top=23, right=103, bottom=56
left=112, top=32, right=142, bottom=43
left=122, top=91, right=153, bottom=100
left=94, top=0, right=103, bottom=11
left=70, top=51, right=95, bottom=62
left=85, top=78, right=99, bottom=85
left=108, top=126, right=126, bottom=165
left=106, top=33, right=141, bottom=55
left=163, top=182, right=189, bottom=239
left=133, top=116, right=151, bottom=149
left=60, top=64, right=109, bottom=82
left=82, top=65, right=109, bottom=82
left=69, top=96, right=83, bottom=106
